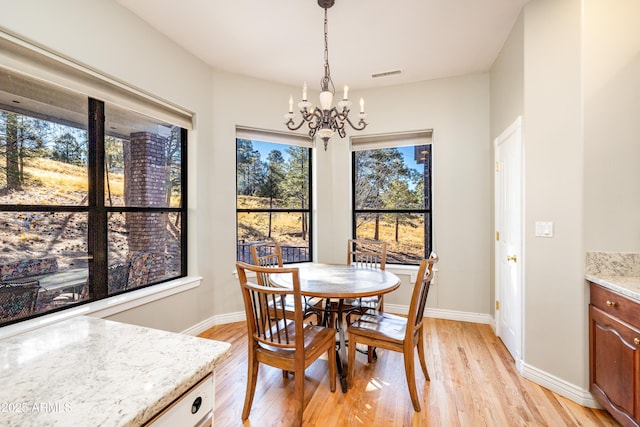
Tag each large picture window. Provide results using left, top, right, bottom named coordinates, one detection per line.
left=0, top=65, right=187, bottom=325
left=352, top=132, right=432, bottom=265
left=236, top=130, right=312, bottom=264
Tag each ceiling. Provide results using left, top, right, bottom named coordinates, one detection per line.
left=116, top=0, right=528, bottom=91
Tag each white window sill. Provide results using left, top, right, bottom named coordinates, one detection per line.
left=386, top=264, right=439, bottom=284
left=0, top=276, right=202, bottom=340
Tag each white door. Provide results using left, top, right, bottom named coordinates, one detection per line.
left=494, top=117, right=523, bottom=365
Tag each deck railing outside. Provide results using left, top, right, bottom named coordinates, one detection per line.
left=237, top=241, right=309, bottom=264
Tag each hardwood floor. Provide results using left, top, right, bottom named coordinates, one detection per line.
left=199, top=318, right=619, bottom=427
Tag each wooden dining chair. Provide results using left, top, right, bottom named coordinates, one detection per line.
left=251, top=241, right=322, bottom=324
left=344, top=239, right=388, bottom=361
left=236, top=262, right=337, bottom=426
left=347, top=252, right=438, bottom=412
left=347, top=238, right=388, bottom=311
left=250, top=241, right=282, bottom=266
left=347, top=239, right=387, bottom=270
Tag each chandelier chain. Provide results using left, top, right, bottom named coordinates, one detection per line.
left=322, top=7, right=333, bottom=93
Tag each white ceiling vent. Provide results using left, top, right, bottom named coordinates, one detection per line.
left=371, top=69, right=403, bottom=79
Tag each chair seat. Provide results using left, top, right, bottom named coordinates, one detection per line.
left=348, top=312, right=408, bottom=343
left=268, top=295, right=322, bottom=323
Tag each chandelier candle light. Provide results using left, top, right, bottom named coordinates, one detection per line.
left=285, top=0, right=368, bottom=150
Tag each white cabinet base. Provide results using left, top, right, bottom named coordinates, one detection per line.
left=145, top=374, right=214, bottom=427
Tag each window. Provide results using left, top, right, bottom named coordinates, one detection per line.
left=236, top=129, right=312, bottom=264
left=0, top=64, right=187, bottom=325
left=352, top=132, right=432, bottom=265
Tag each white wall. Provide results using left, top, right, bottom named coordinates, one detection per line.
left=583, top=0, right=640, bottom=251
left=493, top=0, right=588, bottom=397
left=523, top=0, right=585, bottom=389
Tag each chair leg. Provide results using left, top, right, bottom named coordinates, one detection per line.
left=367, top=346, right=374, bottom=363
left=328, top=343, right=337, bottom=392
left=242, top=347, right=260, bottom=420
left=367, top=296, right=384, bottom=363
left=417, top=329, right=430, bottom=381
left=294, top=365, right=305, bottom=426
left=347, top=334, right=357, bottom=389
left=403, top=342, right=421, bottom=412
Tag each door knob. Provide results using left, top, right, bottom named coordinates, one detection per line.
left=507, top=255, right=517, bottom=263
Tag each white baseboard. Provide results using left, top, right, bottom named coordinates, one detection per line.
left=520, top=362, right=601, bottom=408
left=181, top=311, right=245, bottom=336
left=188, top=306, right=494, bottom=333
left=385, top=304, right=494, bottom=325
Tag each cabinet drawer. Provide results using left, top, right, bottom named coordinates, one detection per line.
left=146, top=374, right=213, bottom=427
left=590, top=283, right=640, bottom=328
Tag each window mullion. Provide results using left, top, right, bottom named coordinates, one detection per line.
left=88, top=98, right=107, bottom=299
left=180, top=127, right=188, bottom=276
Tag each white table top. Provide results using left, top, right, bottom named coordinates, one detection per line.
left=0, top=316, right=230, bottom=426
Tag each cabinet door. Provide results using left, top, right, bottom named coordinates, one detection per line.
left=590, top=305, right=640, bottom=426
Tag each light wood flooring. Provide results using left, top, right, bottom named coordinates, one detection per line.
left=199, top=318, right=619, bottom=427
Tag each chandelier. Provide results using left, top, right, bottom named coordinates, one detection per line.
left=284, top=0, right=368, bottom=150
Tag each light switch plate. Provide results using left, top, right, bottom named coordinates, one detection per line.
left=535, top=221, right=553, bottom=237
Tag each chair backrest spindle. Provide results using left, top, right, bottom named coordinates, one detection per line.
left=347, top=239, right=387, bottom=270
left=237, top=261, right=303, bottom=350
left=406, top=252, right=438, bottom=335
left=250, top=242, right=284, bottom=286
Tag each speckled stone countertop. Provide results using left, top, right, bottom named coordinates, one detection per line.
left=0, top=316, right=231, bottom=426
left=586, top=251, right=640, bottom=302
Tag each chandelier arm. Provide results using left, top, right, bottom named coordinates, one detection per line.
left=285, top=118, right=309, bottom=132
left=343, top=115, right=369, bottom=131
left=307, top=109, right=324, bottom=130
left=327, top=107, right=340, bottom=120
left=335, top=107, right=350, bottom=122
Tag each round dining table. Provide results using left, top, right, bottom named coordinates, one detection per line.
left=270, top=263, right=401, bottom=392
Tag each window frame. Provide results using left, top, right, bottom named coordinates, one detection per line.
left=0, top=38, right=190, bottom=325
left=235, top=129, right=313, bottom=264
left=351, top=132, right=433, bottom=265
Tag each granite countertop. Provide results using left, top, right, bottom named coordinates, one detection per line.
left=585, top=274, right=640, bottom=302
left=586, top=251, right=640, bottom=302
left=0, top=316, right=231, bottom=426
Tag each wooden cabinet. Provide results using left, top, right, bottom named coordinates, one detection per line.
left=589, top=282, right=640, bottom=427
